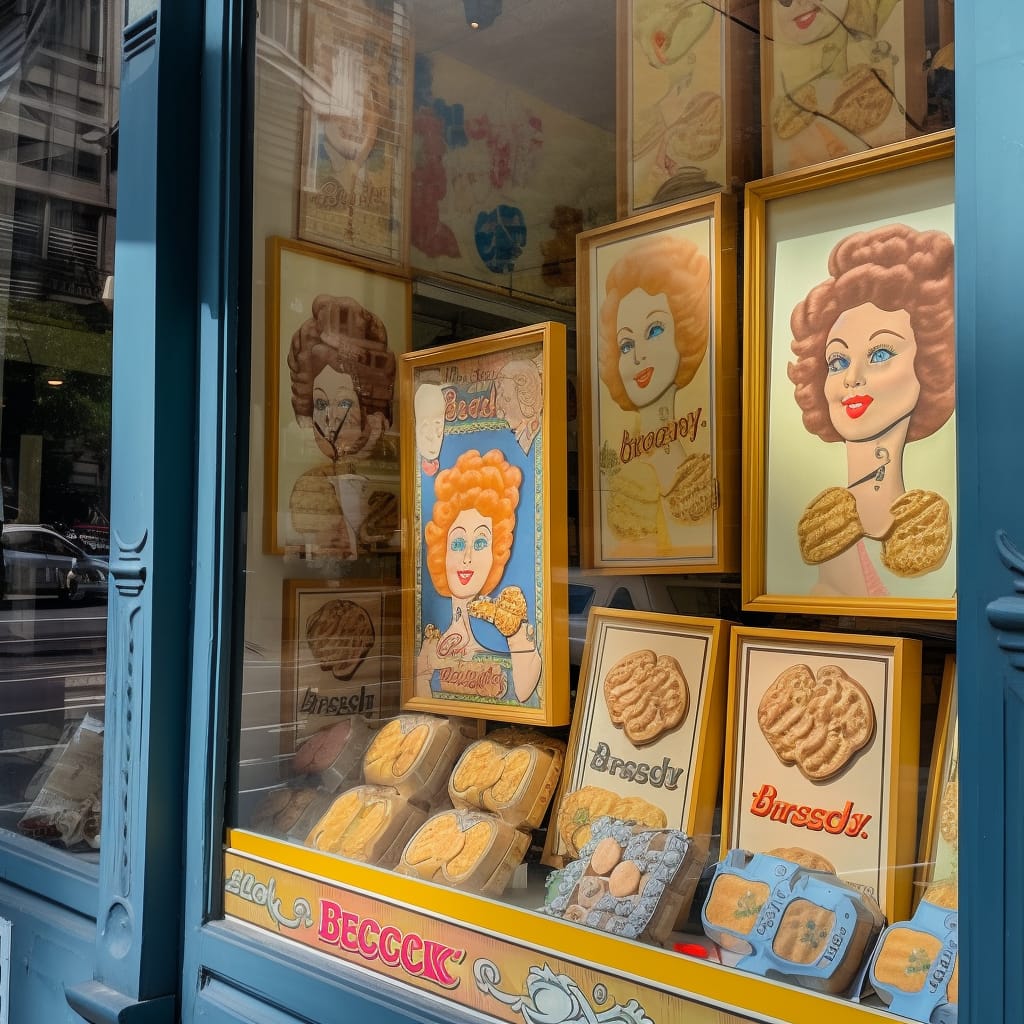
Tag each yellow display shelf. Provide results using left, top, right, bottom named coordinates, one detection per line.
left=227, top=829, right=901, bottom=1024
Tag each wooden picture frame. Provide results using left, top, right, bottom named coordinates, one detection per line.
left=543, top=607, right=730, bottom=867
left=742, top=132, right=956, bottom=618
left=399, top=323, right=569, bottom=726
left=264, top=236, right=410, bottom=557
left=297, top=0, right=412, bottom=266
left=759, top=0, right=938, bottom=176
left=281, top=579, right=402, bottom=749
left=618, top=0, right=760, bottom=216
left=578, top=192, right=739, bottom=572
left=915, top=653, right=957, bottom=907
left=723, top=625, right=922, bottom=922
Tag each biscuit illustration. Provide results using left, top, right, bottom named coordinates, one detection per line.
left=881, top=489, right=951, bottom=577
left=831, top=64, right=894, bottom=136
left=772, top=83, right=818, bottom=140
left=667, top=453, right=713, bottom=523
left=557, top=785, right=667, bottom=858
left=767, top=847, right=836, bottom=874
left=607, top=463, right=659, bottom=540
left=773, top=898, right=835, bottom=965
left=797, top=487, right=863, bottom=564
left=603, top=650, right=690, bottom=746
left=873, top=927, right=944, bottom=993
left=305, top=599, right=375, bottom=680
left=468, top=585, right=529, bottom=636
left=757, top=663, right=875, bottom=781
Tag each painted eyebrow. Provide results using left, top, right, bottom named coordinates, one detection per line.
left=825, top=338, right=849, bottom=349
left=869, top=329, right=905, bottom=341
left=474, top=525, right=493, bottom=536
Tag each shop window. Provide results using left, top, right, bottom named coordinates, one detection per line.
left=0, top=0, right=118, bottom=863
left=235, top=2, right=958, bottom=1022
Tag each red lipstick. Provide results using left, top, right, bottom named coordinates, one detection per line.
left=842, top=394, right=873, bottom=419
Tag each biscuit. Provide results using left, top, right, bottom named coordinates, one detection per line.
left=704, top=873, right=769, bottom=936
left=664, top=91, right=723, bottom=162
left=304, top=599, right=375, bottom=680
left=589, top=836, right=622, bottom=876
left=603, top=649, right=690, bottom=746
left=576, top=874, right=609, bottom=908
left=939, top=777, right=958, bottom=848
left=468, top=585, right=529, bottom=636
left=667, top=453, right=713, bottom=523
left=608, top=860, right=642, bottom=898
left=797, top=487, right=863, bottom=564
left=873, top=927, right=944, bottom=993
left=772, top=898, right=835, bottom=965
left=363, top=718, right=429, bottom=782
left=757, top=663, right=875, bottom=781
left=923, top=879, right=957, bottom=910
left=881, top=489, right=952, bottom=577
left=451, top=742, right=506, bottom=799
left=607, top=463, right=659, bottom=540
left=557, top=786, right=667, bottom=858
left=831, top=64, right=894, bottom=136
left=773, top=83, right=818, bottom=140
left=767, top=847, right=836, bottom=874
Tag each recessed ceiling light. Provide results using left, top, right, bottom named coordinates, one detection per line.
left=463, top=0, right=501, bottom=30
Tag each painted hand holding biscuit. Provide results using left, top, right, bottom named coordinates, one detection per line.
left=757, top=664, right=875, bottom=781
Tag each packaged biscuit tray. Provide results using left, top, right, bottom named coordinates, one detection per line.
left=868, top=897, right=958, bottom=1023
left=701, top=850, right=885, bottom=996
left=543, top=816, right=704, bottom=947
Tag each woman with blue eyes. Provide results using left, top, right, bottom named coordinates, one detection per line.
left=597, top=234, right=712, bottom=547
left=787, top=223, right=956, bottom=596
left=415, top=449, right=542, bottom=704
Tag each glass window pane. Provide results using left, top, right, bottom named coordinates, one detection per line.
left=0, top=0, right=118, bottom=860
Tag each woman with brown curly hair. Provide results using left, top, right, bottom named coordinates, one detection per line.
left=787, top=222, right=955, bottom=597
left=415, top=449, right=541, bottom=704
left=597, top=233, right=712, bottom=547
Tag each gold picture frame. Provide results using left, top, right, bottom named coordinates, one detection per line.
left=915, top=653, right=957, bottom=908
left=618, top=0, right=761, bottom=215
left=742, top=131, right=956, bottom=618
left=264, top=236, right=411, bottom=557
left=723, top=625, right=922, bottom=922
left=578, top=192, right=739, bottom=572
left=297, top=0, right=412, bottom=266
left=543, top=607, right=731, bottom=868
left=281, top=578, right=402, bottom=750
left=399, top=323, right=569, bottom=727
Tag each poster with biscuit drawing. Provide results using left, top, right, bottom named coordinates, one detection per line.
left=743, top=134, right=955, bottom=618
left=761, top=0, right=934, bottom=175
left=723, top=626, right=921, bottom=921
left=578, top=194, right=739, bottom=572
left=399, top=324, right=569, bottom=727
left=281, top=580, right=402, bottom=744
left=542, top=608, right=729, bottom=867
left=622, top=0, right=760, bottom=214
left=264, top=237, right=410, bottom=558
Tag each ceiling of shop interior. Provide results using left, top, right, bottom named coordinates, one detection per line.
left=413, top=0, right=617, bottom=132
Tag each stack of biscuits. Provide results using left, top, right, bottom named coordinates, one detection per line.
left=395, top=728, right=565, bottom=896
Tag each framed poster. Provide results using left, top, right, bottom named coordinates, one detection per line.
left=542, top=608, right=730, bottom=867
left=759, top=0, right=942, bottom=175
left=742, top=132, right=955, bottom=618
left=916, top=654, right=957, bottom=907
left=619, top=0, right=761, bottom=215
left=399, top=323, right=569, bottom=726
left=578, top=192, right=739, bottom=572
left=298, top=0, right=412, bottom=265
left=723, top=625, right=921, bottom=922
left=281, top=579, right=402, bottom=746
left=264, top=237, right=410, bottom=557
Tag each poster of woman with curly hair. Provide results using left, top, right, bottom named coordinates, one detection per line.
left=745, top=135, right=955, bottom=617
left=400, top=325, right=569, bottom=727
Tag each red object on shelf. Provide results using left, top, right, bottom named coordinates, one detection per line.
left=673, top=942, right=710, bottom=959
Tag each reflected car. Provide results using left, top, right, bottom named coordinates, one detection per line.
left=1, top=524, right=109, bottom=602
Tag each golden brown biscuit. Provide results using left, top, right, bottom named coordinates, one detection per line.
left=773, top=899, right=835, bottom=965
left=664, top=91, right=723, bottom=162
left=468, top=586, right=529, bottom=636
left=446, top=820, right=496, bottom=878
left=873, top=928, right=944, bottom=993
left=881, top=489, right=952, bottom=577
left=767, top=847, right=836, bottom=874
left=364, top=718, right=429, bottom=782
left=304, top=599, right=375, bottom=680
left=831, top=64, right=894, bottom=136
left=922, top=879, right=957, bottom=910
left=797, top=487, right=863, bottom=564
left=451, top=742, right=506, bottom=800
left=603, top=649, right=690, bottom=746
left=758, top=663, right=875, bottom=781
left=773, top=83, right=818, bottom=140
left=589, top=836, right=622, bottom=876
left=608, top=860, right=642, bottom=898
left=667, top=453, right=713, bottom=523
left=557, top=786, right=667, bottom=858
left=488, top=748, right=532, bottom=805
left=704, top=874, right=769, bottom=936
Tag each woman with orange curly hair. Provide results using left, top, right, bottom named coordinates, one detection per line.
left=597, top=233, right=712, bottom=547
left=415, top=448, right=541, bottom=704
left=787, top=222, right=955, bottom=597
